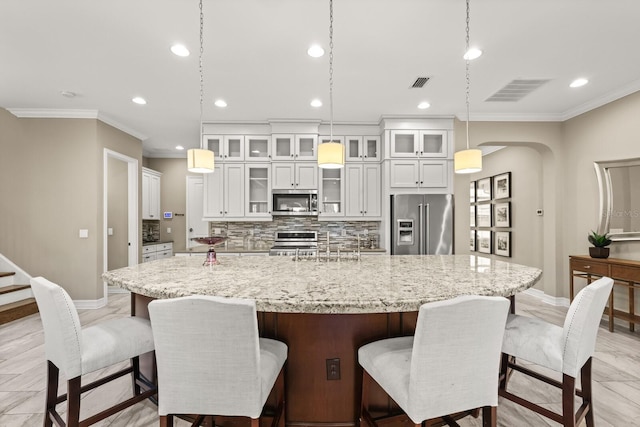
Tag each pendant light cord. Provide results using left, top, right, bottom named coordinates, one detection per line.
left=329, top=0, right=334, bottom=141
left=199, top=0, right=204, bottom=136
left=465, top=0, right=471, bottom=151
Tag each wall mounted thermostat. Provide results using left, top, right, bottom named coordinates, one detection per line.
left=163, top=212, right=173, bottom=219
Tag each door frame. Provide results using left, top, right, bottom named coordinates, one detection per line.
left=103, top=149, right=139, bottom=296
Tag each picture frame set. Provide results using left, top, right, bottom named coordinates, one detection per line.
left=470, top=172, right=512, bottom=257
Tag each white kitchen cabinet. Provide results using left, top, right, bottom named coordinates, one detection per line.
left=203, top=134, right=244, bottom=161
left=142, top=167, right=161, bottom=220
left=245, top=164, right=271, bottom=217
left=271, top=134, right=318, bottom=161
left=389, top=130, right=448, bottom=158
left=389, top=160, right=449, bottom=189
left=203, top=164, right=245, bottom=219
left=272, top=162, right=318, bottom=189
left=345, top=164, right=381, bottom=218
left=142, top=242, right=173, bottom=263
left=345, top=136, right=380, bottom=161
left=319, top=168, right=344, bottom=218
left=245, top=135, right=271, bottom=161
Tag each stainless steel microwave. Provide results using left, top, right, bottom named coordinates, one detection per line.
left=272, top=190, right=319, bottom=216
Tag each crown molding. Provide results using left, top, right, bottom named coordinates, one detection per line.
left=6, top=108, right=147, bottom=141
left=455, top=112, right=565, bottom=122
left=7, top=108, right=99, bottom=119
left=560, top=79, right=640, bottom=121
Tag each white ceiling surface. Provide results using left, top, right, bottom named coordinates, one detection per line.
left=2, top=0, right=640, bottom=157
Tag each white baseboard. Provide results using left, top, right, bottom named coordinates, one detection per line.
left=108, top=286, right=129, bottom=294
left=522, top=288, right=570, bottom=308
left=73, top=297, right=107, bottom=310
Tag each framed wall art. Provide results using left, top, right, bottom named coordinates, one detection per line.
left=494, top=202, right=511, bottom=228
left=476, top=177, right=492, bottom=202
left=494, top=231, right=511, bottom=257
left=477, top=230, right=492, bottom=254
left=470, top=230, right=476, bottom=251
left=493, top=172, right=511, bottom=200
left=476, top=203, right=491, bottom=227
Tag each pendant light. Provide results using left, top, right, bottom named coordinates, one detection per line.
left=454, top=0, right=482, bottom=174
left=318, top=0, right=345, bottom=169
left=187, top=0, right=215, bottom=174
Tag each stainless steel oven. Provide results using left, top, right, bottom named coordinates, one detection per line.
left=271, top=190, right=319, bottom=216
left=269, top=230, right=318, bottom=256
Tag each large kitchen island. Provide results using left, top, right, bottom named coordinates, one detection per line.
left=103, top=255, right=541, bottom=427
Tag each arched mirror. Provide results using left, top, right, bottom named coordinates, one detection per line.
left=594, top=157, right=640, bottom=241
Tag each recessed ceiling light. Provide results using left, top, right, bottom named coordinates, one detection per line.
left=132, top=97, right=147, bottom=105
left=307, top=45, right=325, bottom=58
left=463, top=48, right=483, bottom=60
left=60, top=91, right=76, bottom=98
left=175, top=145, right=185, bottom=150
left=570, top=78, right=589, bottom=88
left=417, top=102, right=431, bottom=110
left=214, top=99, right=227, bottom=108
left=310, top=99, right=322, bottom=107
left=170, top=44, right=190, bottom=57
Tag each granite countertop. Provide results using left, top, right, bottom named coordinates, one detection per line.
left=103, top=255, right=541, bottom=314
left=175, top=247, right=386, bottom=254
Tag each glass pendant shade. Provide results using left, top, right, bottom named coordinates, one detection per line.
left=187, top=148, right=215, bottom=173
left=454, top=148, right=482, bottom=174
left=318, top=142, right=345, bottom=169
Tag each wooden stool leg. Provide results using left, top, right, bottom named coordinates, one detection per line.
left=44, top=361, right=59, bottom=427
left=131, top=356, right=141, bottom=395
left=66, top=376, right=82, bottom=427
left=581, top=358, right=595, bottom=427
left=160, top=414, right=174, bottom=427
left=251, top=418, right=260, bottom=427
left=561, top=374, right=576, bottom=427
left=482, top=406, right=497, bottom=427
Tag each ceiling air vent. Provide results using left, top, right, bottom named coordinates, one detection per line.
left=485, top=79, right=551, bottom=102
left=410, top=77, right=430, bottom=88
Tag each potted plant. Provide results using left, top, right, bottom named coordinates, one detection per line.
left=588, top=231, right=612, bottom=258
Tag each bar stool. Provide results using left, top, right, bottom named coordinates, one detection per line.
left=499, top=276, right=613, bottom=427
left=148, top=295, right=287, bottom=427
left=358, top=295, right=510, bottom=427
left=31, top=276, right=156, bottom=427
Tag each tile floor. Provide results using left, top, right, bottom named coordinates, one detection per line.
left=1, top=292, right=639, bottom=426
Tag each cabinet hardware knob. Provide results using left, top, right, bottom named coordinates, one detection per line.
left=291, top=183, right=294, bottom=186
left=420, top=181, right=423, bottom=184
left=219, top=211, right=223, bottom=214
left=420, top=151, right=424, bottom=155
left=364, top=155, right=367, bottom=158
left=291, top=154, right=294, bottom=157
left=415, top=181, right=419, bottom=184
left=189, top=228, right=193, bottom=232
left=225, top=211, right=228, bottom=214
left=415, top=151, right=418, bottom=155
left=364, top=211, right=367, bottom=214
left=585, top=265, right=591, bottom=269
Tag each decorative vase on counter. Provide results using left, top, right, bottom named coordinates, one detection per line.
left=589, top=247, right=610, bottom=259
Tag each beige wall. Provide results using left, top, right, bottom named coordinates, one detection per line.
left=0, top=109, right=142, bottom=300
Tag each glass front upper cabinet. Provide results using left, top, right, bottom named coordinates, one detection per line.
left=320, top=168, right=343, bottom=217
left=390, top=130, right=447, bottom=158
left=246, top=164, right=271, bottom=216
left=246, top=136, right=271, bottom=161
left=346, top=136, right=380, bottom=161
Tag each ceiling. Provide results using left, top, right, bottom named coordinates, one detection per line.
left=2, top=0, right=640, bottom=157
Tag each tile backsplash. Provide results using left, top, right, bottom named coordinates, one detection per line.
left=142, top=220, right=160, bottom=243
left=209, top=218, right=381, bottom=250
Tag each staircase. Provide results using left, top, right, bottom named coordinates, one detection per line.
left=0, top=263, right=38, bottom=325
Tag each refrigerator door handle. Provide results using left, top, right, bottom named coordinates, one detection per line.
left=425, top=203, right=430, bottom=255
left=418, top=203, right=424, bottom=254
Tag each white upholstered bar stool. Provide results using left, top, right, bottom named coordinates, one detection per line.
left=358, top=295, right=510, bottom=427
left=499, top=276, right=613, bottom=427
left=148, top=295, right=287, bottom=427
left=30, top=276, right=156, bottom=427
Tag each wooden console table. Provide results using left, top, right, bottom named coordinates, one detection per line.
left=569, top=255, right=640, bottom=332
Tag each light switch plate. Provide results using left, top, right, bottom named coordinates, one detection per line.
left=79, top=229, right=89, bottom=238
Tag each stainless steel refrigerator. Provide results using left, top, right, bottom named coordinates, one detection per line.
left=391, top=194, right=454, bottom=255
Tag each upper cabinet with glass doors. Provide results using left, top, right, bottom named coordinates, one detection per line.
left=245, top=135, right=271, bottom=162
left=390, top=130, right=448, bottom=158
left=271, top=134, right=317, bottom=161
left=203, top=135, right=245, bottom=161
left=345, top=136, right=380, bottom=161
